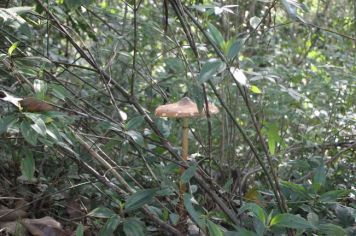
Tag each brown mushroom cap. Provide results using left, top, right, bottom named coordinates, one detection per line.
left=155, top=97, right=219, bottom=118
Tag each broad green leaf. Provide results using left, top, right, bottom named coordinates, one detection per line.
left=320, top=190, right=350, bottom=202
left=125, top=189, right=158, bottom=212
left=270, top=213, right=316, bottom=230
left=263, top=123, right=280, bottom=155
left=23, top=113, right=47, bottom=136
left=8, top=42, right=19, bottom=56
left=249, top=16, right=261, bottom=29
left=123, top=218, right=145, bottom=236
left=238, top=203, right=266, bottom=225
left=181, top=163, right=197, bottom=183
left=250, top=85, right=262, bottom=94
left=0, top=115, right=18, bottom=135
left=33, top=79, right=47, bottom=99
left=198, top=59, right=226, bottom=84
left=20, top=120, right=38, bottom=145
left=126, top=116, right=145, bottom=130
left=75, top=223, right=84, bottom=236
left=230, top=67, right=247, bottom=86
left=318, top=223, right=347, bottom=236
left=207, top=220, right=223, bottom=236
left=307, top=212, right=319, bottom=227
left=190, top=82, right=204, bottom=112
left=50, top=84, right=70, bottom=101
left=184, top=194, right=205, bottom=229
left=46, top=124, right=62, bottom=143
left=88, top=207, right=116, bottom=218
left=126, top=130, right=144, bottom=146
left=207, top=23, right=224, bottom=47
left=312, top=164, right=326, bottom=192
left=227, top=39, right=243, bottom=60
left=226, top=228, right=258, bottom=236
left=20, top=151, right=35, bottom=181
left=155, top=119, right=171, bottom=138
left=98, top=215, right=120, bottom=236
left=280, top=181, right=311, bottom=200
left=31, top=119, right=47, bottom=136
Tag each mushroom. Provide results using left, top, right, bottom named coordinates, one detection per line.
left=155, top=97, right=218, bottom=231
left=0, top=90, right=53, bottom=112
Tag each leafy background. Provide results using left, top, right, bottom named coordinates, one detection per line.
left=0, top=0, right=355, bottom=235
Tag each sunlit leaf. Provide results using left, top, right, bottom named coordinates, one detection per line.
left=8, top=41, right=19, bottom=56
left=230, top=67, right=248, bottom=86
left=250, top=85, right=262, bottom=94
left=270, top=213, right=316, bottom=230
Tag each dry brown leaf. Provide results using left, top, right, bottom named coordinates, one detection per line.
left=0, top=208, right=28, bottom=222
left=21, top=216, right=68, bottom=236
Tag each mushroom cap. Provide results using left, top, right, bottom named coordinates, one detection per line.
left=155, top=97, right=219, bottom=118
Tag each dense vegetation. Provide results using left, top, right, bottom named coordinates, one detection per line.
left=0, top=0, right=355, bottom=235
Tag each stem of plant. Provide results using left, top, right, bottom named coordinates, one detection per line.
left=178, top=117, right=189, bottom=232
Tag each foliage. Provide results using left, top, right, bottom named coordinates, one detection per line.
left=0, top=0, right=354, bottom=235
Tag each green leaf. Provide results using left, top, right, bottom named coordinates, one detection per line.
left=75, top=223, right=84, bottom=236
left=98, top=215, right=120, bottom=236
left=8, top=41, right=19, bottom=56
left=312, top=164, right=326, bottom=192
left=207, top=220, right=223, bottom=236
left=250, top=85, right=262, bottom=94
left=198, top=59, right=226, bottom=84
left=270, top=213, right=316, bottom=230
left=320, top=190, right=350, bottom=202
left=20, top=151, right=35, bottom=181
left=190, top=82, right=204, bottom=112
left=181, top=163, right=197, bottom=183
left=123, top=218, right=145, bottom=236
left=126, top=130, right=144, bottom=147
left=125, top=189, right=158, bottom=212
left=23, top=113, right=47, bottom=136
left=307, top=212, right=319, bottom=227
left=20, top=120, right=38, bottom=145
left=155, top=119, right=171, bottom=138
left=238, top=203, right=267, bottom=225
left=281, top=181, right=311, bottom=200
left=226, top=228, right=258, bottom=236
left=318, top=223, right=347, bottom=236
left=0, top=115, right=18, bottom=135
left=126, top=116, right=145, bottom=130
left=263, top=123, right=280, bottom=155
left=227, top=39, right=243, bottom=60
left=88, top=207, right=116, bottom=218
left=184, top=194, right=205, bottom=229
left=207, top=23, right=225, bottom=47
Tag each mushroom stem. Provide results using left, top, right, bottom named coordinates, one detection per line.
left=177, top=117, right=189, bottom=232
